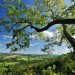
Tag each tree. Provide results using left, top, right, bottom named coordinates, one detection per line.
left=0, top=0, right=75, bottom=54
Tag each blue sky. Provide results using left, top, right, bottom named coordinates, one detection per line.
left=0, top=0, right=72, bottom=55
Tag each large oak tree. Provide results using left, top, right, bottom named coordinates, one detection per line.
left=0, top=0, right=75, bottom=54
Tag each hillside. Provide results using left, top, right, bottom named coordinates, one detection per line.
left=0, top=53, right=75, bottom=75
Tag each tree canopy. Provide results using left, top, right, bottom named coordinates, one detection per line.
left=0, top=0, right=75, bottom=53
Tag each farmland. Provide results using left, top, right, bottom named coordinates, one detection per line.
left=0, top=53, right=75, bottom=75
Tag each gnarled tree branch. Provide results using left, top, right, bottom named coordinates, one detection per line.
left=13, top=18, right=75, bottom=52
left=31, top=19, right=75, bottom=32
left=13, top=19, right=75, bottom=32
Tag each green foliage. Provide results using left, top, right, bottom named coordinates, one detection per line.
left=0, top=0, right=75, bottom=53
left=0, top=53, right=75, bottom=75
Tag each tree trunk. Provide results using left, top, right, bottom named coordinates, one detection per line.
left=62, top=24, right=75, bottom=58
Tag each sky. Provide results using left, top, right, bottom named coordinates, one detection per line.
left=0, top=0, right=72, bottom=55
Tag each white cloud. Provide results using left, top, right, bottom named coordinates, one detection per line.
left=30, top=34, right=39, bottom=39
left=30, top=31, right=54, bottom=39
left=53, top=30, right=61, bottom=38
left=5, top=42, right=11, bottom=44
left=72, top=35, right=75, bottom=39
left=30, top=44, right=34, bottom=46
left=30, top=35, right=36, bottom=39
left=3, top=35, right=12, bottom=39
left=43, top=31, right=54, bottom=39
left=30, top=43, right=40, bottom=47
left=53, top=48, right=71, bottom=55
left=34, top=43, right=40, bottom=45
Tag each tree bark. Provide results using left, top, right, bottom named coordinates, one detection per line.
left=62, top=24, right=75, bottom=51
left=62, top=24, right=75, bottom=58
left=31, top=19, right=75, bottom=32
left=16, top=19, right=75, bottom=53
left=17, top=19, right=75, bottom=32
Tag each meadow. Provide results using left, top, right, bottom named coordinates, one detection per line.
left=0, top=53, right=75, bottom=75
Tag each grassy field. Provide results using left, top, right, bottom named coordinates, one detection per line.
left=0, top=53, right=75, bottom=75
left=0, top=53, right=53, bottom=67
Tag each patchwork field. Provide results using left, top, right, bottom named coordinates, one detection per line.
left=0, top=53, right=75, bottom=75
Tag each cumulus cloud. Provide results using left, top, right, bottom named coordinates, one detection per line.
left=30, top=34, right=39, bottom=39
left=30, top=44, right=34, bottom=46
left=30, top=31, right=54, bottom=39
left=72, top=35, right=75, bottom=38
left=3, top=35, right=12, bottom=39
left=53, top=48, right=71, bottom=55
left=53, top=30, right=61, bottom=38
left=30, top=43, right=40, bottom=47
left=30, top=35, right=36, bottom=39
left=43, top=31, right=54, bottom=39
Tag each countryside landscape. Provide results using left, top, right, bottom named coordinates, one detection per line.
left=0, top=0, right=75, bottom=75
left=0, top=53, right=75, bottom=75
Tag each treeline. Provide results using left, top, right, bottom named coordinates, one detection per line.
left=0, top=53, right=75, bottom=75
